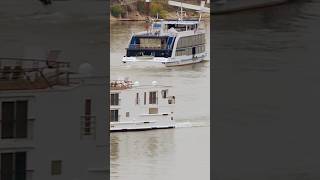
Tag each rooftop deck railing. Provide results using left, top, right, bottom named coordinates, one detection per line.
left=110, top=80, right=132, bottom=90
left=80, top=115, right=96, bottom=139
left=0, top=58, right=71, bottom=90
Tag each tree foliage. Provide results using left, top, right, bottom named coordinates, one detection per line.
left=111, top=5, right=124, bottom=18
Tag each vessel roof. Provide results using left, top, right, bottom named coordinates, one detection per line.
left=159, top=20, right=200, bottom=25
left=110, top=80, right=171, bottom=91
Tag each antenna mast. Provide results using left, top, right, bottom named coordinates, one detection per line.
left=177, top=1, right=185, bottom=21
left=180, top=1, right=183, bottom=20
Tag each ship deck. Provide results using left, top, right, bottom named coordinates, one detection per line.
left=0, top=58, right=71, bottom=91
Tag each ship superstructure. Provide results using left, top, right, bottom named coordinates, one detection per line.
left=110, top=80, right=175, bottom=131
left=0, top=57, right=107, bottom=180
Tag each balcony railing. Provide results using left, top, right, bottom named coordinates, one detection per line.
left=0, top=169, right=34, bottom=180
left=80, top=115, right=96, bottom=139
left=0, top=57, right=71, bottom=90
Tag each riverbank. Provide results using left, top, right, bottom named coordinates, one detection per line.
left=110, top=11, right=210, bottom=22
left=110, top=0, right=209, bottom=22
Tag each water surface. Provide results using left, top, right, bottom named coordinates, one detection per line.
left=110, top=20, right=210, bottom=180
left=213, top=1, right=320, bottom=179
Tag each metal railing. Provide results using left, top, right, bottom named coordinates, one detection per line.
left=80, top=115, right=96, bottom=139
left=0, top=58, right=71, bottom=90
left=0, top=169, right=34, bottom=180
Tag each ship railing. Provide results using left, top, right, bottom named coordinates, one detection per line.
left=128, top=44, right=165, bottom=49
left=110, top=86, right=131, bottom=90
left=0, top=57, right=70, bottom=69
left=0, top=58, right=71, bottom=90
left=110, top=80, right=132, bottom=90
left=0, top=118, right=35, bottom=140
left=80, top=115, right=96, bottom=139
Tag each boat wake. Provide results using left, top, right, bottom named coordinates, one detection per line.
left=175, top=121, right=209, bottom=128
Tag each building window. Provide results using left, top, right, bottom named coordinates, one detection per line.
left=149, top=91, right=157, bottom=104
left=110, top=110, right=119, bottom=122
left=1, top=101, right=28, bottom=139
left=84, top=99, right=92, bottom=135
left=144, top=92, right=146, bottom=105
left=110, top=93, right=119, bottom=106
left=51, top=160, right=62, bottom=175
left=1, top=152, right=26, bottom=180
left=126, top=112, right=130, bottom=117
left=168, top=96, right=175, bottom=104
left=136, top=93, right=139, bottom=105
left=149, top=108, right=158, bottom=114
left=161, top=89, right=168, bottom=98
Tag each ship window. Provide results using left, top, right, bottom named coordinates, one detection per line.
left=110, top=93, right=119, bottom=106
left=110, top=110, right=119, bottom=122
left=51, top=160, right=62, bottom=175
left=126, top=112, right=130, bottom=117
left=84, top=99, right=92, bottom=135
left=195, top=35, right=198, bottom=44
left=1, top=152, right=27, bottom=180
left=161, top=90, right=168, bottom=98
left=0, top=152, right=27, bottom=180
left=187, top=37, right=191, bottom=46
left=144, top=92, right=147, bottom=105
left=136, top=93, right=139, bottom=105
left=149, top=91, right=157, bottom=104
left=187, top=37, right=191, bottom=47
left=188, top=48, right=192, bottom=55
left=176, top=49, right=185, bottom=56
left=140, top=38, right=162, bottom=49
left=149, top=108, right=158, bottom=114
left=1, top=101, right=28, bottom=139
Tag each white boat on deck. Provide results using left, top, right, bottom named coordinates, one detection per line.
left=110, top=80, right=175, bottom=131
left=121, top=1, right=209, bottom=67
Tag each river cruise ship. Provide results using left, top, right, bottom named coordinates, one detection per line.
left=0, top=57, right=107, bottom=180
left=110, top=80, right=175, bottom=131
left=121, top=1, right=208, bottom=67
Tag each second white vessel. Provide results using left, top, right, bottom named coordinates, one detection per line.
left=110, top=80, right=175, bottom=131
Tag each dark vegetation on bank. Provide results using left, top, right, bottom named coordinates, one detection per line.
left=110, top=0, right=203, bottom=20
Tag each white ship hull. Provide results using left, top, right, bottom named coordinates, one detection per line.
left=122, top=52, right=207, bottom=67
left=110, top=122, right=175, bottom=132
left=111, top=119, right=175, bottom=132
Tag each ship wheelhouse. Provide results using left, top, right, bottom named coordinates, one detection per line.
left=126, top=35, right=176, bottom=58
